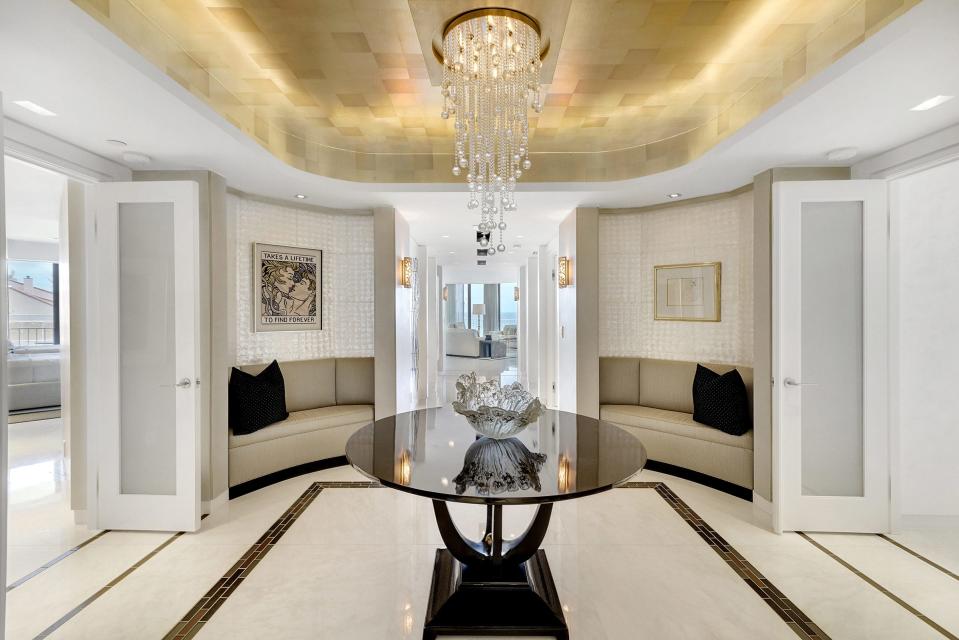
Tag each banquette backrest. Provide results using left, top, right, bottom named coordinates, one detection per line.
left=599, top=357, right=753, bottom=415
left=237, top=357, right=374, bottom=412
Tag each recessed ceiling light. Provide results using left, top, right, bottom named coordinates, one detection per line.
left=105, top=139, right=128, bottom=147
left=13, top=100, right=56, bottom=116
left=448, top=251, right=455, bottom=254
left=910, top=95, right=954, bottom=111
left=441, top=234, right=449, bottom=238
left=516, top=235, right=524, bottom=238
left=294, top=194, right=307, bottom=199
left=667, top=193, right=682, bottom=199
left=825, top=147, right=858, bottom=162
left=121, top=151, right=152, bottom=164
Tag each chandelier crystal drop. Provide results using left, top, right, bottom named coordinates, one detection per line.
left=440, top=9, right=542, bottom=243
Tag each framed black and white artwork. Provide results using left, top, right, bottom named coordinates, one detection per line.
left=253, top=243, right=322, bottom=332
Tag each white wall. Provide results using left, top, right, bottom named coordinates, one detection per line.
left=394, top=215, right=415, bottom=412
left=557, top=212, right=578, bottom=413
left=599, top=191, right=754, bottom=365
left=230, top=194, right=374, bottom=365
left=442, top=263, right=519, bottom=284
left=892, top=158, right=959, bottom=518
left=524, top=254, right=540, bottom=396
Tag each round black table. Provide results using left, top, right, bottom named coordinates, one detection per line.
left=345, top=407, right=647, bottom=640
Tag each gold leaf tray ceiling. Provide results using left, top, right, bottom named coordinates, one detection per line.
left=73, top=0, right=917, bottom=183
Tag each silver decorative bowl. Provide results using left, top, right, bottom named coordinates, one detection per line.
left=451, top=373, right=544, bottom=439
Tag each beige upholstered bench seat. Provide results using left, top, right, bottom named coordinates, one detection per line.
left=600, top=405, right=753, bottom=450
left=228, top=357, right=374, bottom=489
left=229, top=405, right=374, bottom=449
left=600, top=357, right=754, bottom=491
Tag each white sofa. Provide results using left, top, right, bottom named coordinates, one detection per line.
left=446, top=327, right=481, bottom=357
left=8, top=346, right=61, bottom=411
left=600, top=357, right=754, bottom=491
left=229, top=357, right=374, bottom=489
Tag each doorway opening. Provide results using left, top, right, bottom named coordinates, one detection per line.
left=3, top=155, right=90, bottom=587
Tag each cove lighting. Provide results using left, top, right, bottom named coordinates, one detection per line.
left=13, top=100, right=56, bottom=116
left=910, top=95, right=954, bottom=111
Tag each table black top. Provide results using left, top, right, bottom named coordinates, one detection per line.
left=345, top=406, right=647, bottom=505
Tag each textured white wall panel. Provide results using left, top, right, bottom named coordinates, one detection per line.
left=231, top=194, right=373, bottom=364
left=599, top=191, right=754, bottom=365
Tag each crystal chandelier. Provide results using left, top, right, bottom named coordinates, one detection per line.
left=440, top=9, right=542, bottom=256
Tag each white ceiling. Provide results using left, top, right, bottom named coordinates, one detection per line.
left=1, top=0, right=958, bottom=267
left=3, top=155, right=64, bottom=243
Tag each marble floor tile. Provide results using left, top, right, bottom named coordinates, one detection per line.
left=807, top=532, right=959, bottom=636
left=8, top=460, right=959, bottom=640
left=886, top=527, right=959, bottom=577
left=7, top=418, right=100, bottom=586
left=5, top=530, right=173, bottom=640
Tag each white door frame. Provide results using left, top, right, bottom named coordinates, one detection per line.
left=0, top=95, right=10, bottom=630
left=89, top=181, right=201, bottom=532
left=773, top=179, right=889, bottom=533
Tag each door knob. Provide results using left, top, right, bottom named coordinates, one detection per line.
left=783, top=377, right=801, bottom=387
left=175, top=378, right=192, bottom=388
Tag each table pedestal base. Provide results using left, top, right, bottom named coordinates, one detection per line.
left=423, top=548, right=568, bottom=640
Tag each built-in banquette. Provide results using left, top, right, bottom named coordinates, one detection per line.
left=229, top=357, right=374, bottom=489
left=599, top=358, right=754, bottom=492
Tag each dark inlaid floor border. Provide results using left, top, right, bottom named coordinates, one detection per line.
left=163, top=481, right=379, bottom=640
left=799, top=532, right=959, bottom=640
left=879, top=534, right=959, bottom=582
left=621, top=482, right=831, bottom=640
left=7, top=529, right=111, bottom=592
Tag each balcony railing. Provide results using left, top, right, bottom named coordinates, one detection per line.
left=9, top=326, right=56, bottom=347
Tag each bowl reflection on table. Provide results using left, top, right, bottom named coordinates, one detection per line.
left=453, top=437, right=548, bottom=496
left=451, top=372, right=544, bottom=439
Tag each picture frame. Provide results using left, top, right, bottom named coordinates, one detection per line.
left=653, top=262, right=721, bottom=322
left=253, top=242, right=323, bottom=332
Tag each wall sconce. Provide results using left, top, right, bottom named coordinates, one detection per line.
left=400, top=257, right=414, bottom=288
left=442, top=285, right=449, bottom=301
left=514, top=286, right=520, bottom=302
left=558, top=256, right=572, bottom=288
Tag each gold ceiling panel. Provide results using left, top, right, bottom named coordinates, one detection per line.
left=72, top=0, right=918, bottom=183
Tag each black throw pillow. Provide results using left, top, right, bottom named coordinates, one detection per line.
left=229, top=360, right=289, bottom=436
left=692, top=364, right=752, bottom=436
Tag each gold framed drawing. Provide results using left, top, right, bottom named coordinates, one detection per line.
left=653, top=262, right=721, bottom=322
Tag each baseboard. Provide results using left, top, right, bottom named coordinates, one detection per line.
left=643, top=460, right=753, bottom=501
left=751, top=492, right=775, bottom=531
left=228, top=456, right=349, bottom=499
left=897, top=514, right=959, bottom=530
left=202, top=490, right=229, bottom=515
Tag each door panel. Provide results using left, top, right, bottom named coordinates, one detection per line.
left=774, top=180, right=888, bottom=533
left=92, top=181, right=200, bottom=532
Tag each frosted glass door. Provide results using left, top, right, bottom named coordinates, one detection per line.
left=775, top=180, right=888, bottom=533
left=800, top=202, right=864, bottom=497
left=93, top=181, right=200, bottom=532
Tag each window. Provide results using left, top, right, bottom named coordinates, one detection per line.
left=499, top=282, right=517, bottom=331
left=8, top=260, right=59, bottom=347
